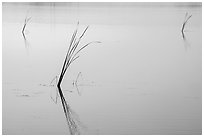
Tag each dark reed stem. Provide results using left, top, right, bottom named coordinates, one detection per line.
left=57, top=23, right=101, bottom=87
left=181, top=12, right=192, bottom=34
left=22, top=16, right=31, bottom=34
left=56, top=23, right=101, bottom=134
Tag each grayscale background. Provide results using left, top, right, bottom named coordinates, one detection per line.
left=2, top=2, right=202, bottom=135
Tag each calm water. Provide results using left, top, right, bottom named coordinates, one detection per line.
left=2, top=3, right=202, bottom=135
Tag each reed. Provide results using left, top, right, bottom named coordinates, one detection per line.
left=75, top=72, right=82, bottom=95
left=181, top=12, right=192, bottom=39
left=56, top=23, right=101, bottom=134
left=22, top=16, right=31, bottom=34
left=57, top=23, right=101, bottom=87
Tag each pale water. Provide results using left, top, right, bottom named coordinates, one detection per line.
left=2, top=2, right=202, bottom=135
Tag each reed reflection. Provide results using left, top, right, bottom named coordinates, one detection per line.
left=57, top=85, right=81, bottom=135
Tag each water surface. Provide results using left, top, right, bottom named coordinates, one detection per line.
left=2, top=2, right=202, bottom=135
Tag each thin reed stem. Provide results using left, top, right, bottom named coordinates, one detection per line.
left=56, top=23, right=101, bottom=134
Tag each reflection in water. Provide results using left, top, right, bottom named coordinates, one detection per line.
left=181, top=31, right=191, bottom=51
left=22, top=32, right=30, bottom=54
left=50, top=86, right=59, bottom=104
left=57, top=86, right=81, bottom=135
left=49, top=70, right=82, bottom=134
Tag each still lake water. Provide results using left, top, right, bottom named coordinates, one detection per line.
left=2, top=3, right=202, bottom=135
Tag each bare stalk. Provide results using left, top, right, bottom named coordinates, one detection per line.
left=56, top=23, right=101, bottom=134
left=181, top=12, right=192, bottom=39
left=57, top=23, right=101, bottom=87
left=22, top=16, right=31, bottom=34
